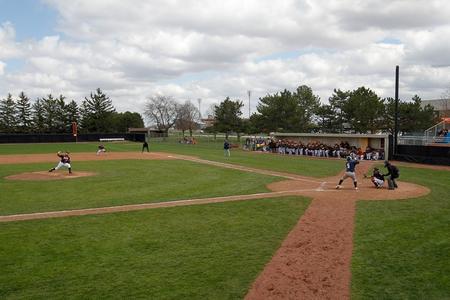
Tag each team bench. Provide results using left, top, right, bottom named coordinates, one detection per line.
left=99, top=138, right=125, bottom=142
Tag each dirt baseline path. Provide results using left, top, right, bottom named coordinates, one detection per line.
left=0, top=152, right=434, bottom=299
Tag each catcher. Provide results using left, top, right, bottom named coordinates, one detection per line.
left=364, top=167, right=385, bottom=188
left=48, top=151, right=72, bottom=174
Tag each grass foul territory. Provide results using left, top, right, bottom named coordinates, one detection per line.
left=352, top=166, right=450, bottom=299
left=0, top=197, right=310, bottom=299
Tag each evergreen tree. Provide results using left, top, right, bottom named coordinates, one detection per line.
left=41, top=94, right=60, bottom=133
left=315, top=104, right=335, bottom=133
left=256, top=85, right=320, bottom=133
left=293, top=85, right=321, bottom=131
left=213, top=97, right=244, bottom=139
left=343, top=87, right=385, bottom=133
left=0, top=93, right=18, bottom=133
left=54, top=95, right=68, bottom=133
left=65, top=100, right=80, bottom=133
left=257, top=89, right=299, bottom=132
left=384, top=95, right=437, bottom=134
left=81, top=88, right=116, bottom=133
left=328, top=89, right=351, bottom=133
left=16, top=92, right=33, bottom=133
left=32, top=98, right=46, bottom=133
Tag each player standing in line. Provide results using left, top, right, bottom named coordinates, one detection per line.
left=49, top=151, right=72, bottom=174
left=336, top=156, right=360, bottom=190
left=97, top=144, right=106, bottom=155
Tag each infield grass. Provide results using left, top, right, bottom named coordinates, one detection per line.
left=0, top=196, right=310, bottom=299
left=0, top=138, right=343, bottom=178
left=352, top=166, right=450, bottom=299
left=0, top=159, right=279, bottom=215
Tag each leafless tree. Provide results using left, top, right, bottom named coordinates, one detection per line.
left=144, top=95, right=179, bottom=135
left=175, top=100, right=200, bottom=136
left=440, top=88, right=450, bottom=117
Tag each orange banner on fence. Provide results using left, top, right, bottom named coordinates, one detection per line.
left=72, top=122, right=78, bottom=136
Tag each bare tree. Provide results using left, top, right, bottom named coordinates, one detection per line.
left=175, top=100, right=200, bottom=136
left=440, top=88, right=450, bottom=117
left=144, top=95, right=179, bottom=135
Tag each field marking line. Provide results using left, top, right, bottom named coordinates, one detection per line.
left=170, top=154, right=322, bottom=184
left=0, top=188, right=323, bottom=223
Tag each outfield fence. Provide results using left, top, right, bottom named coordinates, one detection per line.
left=0, top=133, right=146, bottom=143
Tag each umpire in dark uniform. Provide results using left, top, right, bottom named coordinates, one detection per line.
left=383, top=161, right=399, bottom=189
left=142, top=140, right=149, bottom=152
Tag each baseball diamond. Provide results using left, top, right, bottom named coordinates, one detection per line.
left=0, top=148, right=441, bottom=299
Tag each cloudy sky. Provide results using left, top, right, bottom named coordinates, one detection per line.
left=1, top=0, right=450, bottom=119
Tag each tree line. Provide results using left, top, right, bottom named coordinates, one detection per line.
left=144, top=85, right=436, bottom=139
left=208, top=85, right=437, bottom=139
left=0, top=88, right=144, bottom=134
left=2, top=85, right=437, bottom=137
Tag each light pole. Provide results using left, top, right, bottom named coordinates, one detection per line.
left=394, top=66, right=399, bottom=157
left=197, top=98, right=202, bottom=119
left=247, top=90, right=251, bottom=119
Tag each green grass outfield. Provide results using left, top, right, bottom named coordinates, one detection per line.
left=0, top=139, right=343, bottom=178
left=0, top=141, right=449, bottom=298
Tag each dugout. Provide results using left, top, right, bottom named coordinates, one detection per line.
left=270, top=132, right=391, bottom=158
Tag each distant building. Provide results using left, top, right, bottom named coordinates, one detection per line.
left=128, top=127, right=167, bottom=138
left=200, top=115, right=215, bottom=128
left=422, top=99, right=450, bottom=118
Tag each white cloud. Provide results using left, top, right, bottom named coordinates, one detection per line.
left=1, top=0, right=450, bottom=118
left=0, top=22, right=22, bottom=59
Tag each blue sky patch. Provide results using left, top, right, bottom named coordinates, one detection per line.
left=4, top=58, right=25, bottom=72
left=0, top=0, right=58, bottom=41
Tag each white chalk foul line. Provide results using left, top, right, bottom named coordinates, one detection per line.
left=171, top=155, right=322, bottom=184
left=0, top=187, right=329, bottom=223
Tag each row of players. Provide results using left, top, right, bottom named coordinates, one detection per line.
left=245, top=139, right=385, bottom=160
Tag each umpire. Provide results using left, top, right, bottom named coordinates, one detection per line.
left=383, top=161, right=399, bottom=190
left=142, top=140, right=149, bottom=152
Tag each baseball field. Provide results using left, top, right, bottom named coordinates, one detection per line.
left=0, top=139, right=449, bottom=299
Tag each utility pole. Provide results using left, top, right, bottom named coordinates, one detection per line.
left=197, top=98, right=202, bottom=119
left=247, top=90, right=251, bottom=119
left=394, top=65, right=399, bottom=157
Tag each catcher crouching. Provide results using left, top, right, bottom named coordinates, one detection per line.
left=49, top=151, right=72, bottom=174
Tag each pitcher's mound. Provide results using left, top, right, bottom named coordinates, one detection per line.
left=5, top=171, right=96, bottom=181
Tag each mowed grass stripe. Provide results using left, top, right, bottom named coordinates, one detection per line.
left=0, top=159, right=279, bottom=215
left=0, top=196, right=310, bottom=300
